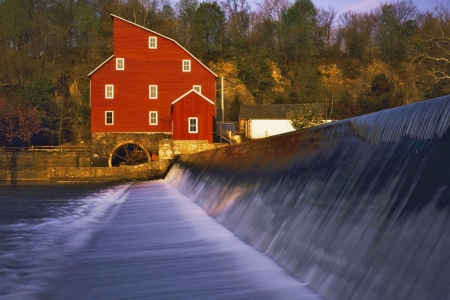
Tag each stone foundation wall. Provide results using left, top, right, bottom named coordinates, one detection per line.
left=0, top=151, right=91, bottom=181
left=49, top=160, right=172, bottom=182
left=0, top=135, right=228, bottom=181
left=90, top=132, right=171, bottom=166
left=159, top=140, right=225, bottom=160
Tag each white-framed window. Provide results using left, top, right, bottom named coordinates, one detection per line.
left=188, top=117, right=198, bottom=133
left=149, top=111, right=158, bottom=125
left=183, top=60, right=191, bottom=72
left=116, top=58, right=124, bottom=70
left=149, top=36, right=157, bottom=49
left=149, top=85, right=158, bottom=99
left=193, top=85, right=201, bottom=93
left=105, top=85, right=114, bottom=99
left=105, top=111, right=114, bottom=125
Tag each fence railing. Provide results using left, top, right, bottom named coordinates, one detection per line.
left=0, top=145, right=89, bottom=152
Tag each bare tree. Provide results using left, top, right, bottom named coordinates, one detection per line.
left=255, top=0, right=289, bottom=22
left=411, top=2, right=450, bottom=81
left=338, top=10, right=378, bottom=60
left=317, top=6, right=337, bottom=47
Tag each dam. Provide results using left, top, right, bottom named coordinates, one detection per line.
left=166, top=95, right=450, bottom=300
left=1, top=95, right=450, bottom=299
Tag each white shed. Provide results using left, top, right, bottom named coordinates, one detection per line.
left=239, top=104, right=323, bottom=139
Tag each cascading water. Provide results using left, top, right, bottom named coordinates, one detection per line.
left=166, top=95, right=450, bottom=300
left=1, top=180, right=321, bottom=299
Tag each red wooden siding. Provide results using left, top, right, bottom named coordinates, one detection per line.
left=90, top=15, right=216, bottom=136
left=172, top=91, right=214, bottom=143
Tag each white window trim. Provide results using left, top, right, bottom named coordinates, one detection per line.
left=149, top=36, right=157, bottom=49
left=105, top=111, right=114, bottom=125
left=183, top=60, right=191, bottom=72
left=105, top=84, right=114, bottom=99
left=149, top=111, right=158, bottom=125
left=188, top=117, right=198, bottom=133
left=193, top=85, right=201, bottom=93
left=116, top=58, right=124, bottom=70
left=149, top=85, right=158, bottom=99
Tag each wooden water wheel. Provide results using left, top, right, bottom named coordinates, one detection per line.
left=109, top=142, right=150, bottom=167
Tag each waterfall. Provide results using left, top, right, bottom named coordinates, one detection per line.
left=166, top=95, right=450, bottom=300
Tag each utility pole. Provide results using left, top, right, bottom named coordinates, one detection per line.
left=221, top=76, right=224, bottom=123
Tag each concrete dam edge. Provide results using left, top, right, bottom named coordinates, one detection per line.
left=166, top=95, right=450, bottom=300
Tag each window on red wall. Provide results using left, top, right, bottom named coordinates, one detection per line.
left=193, top=85, right=201, bottom=93
left=105, top=85, right=114, bottom=99
left=149, top=111, right=158, bottom=125
left=116, top=58, right=124, bottom=70
left=105, top=111, right=114, bottom=125
left=149, top=36, right=157, bottom=49
left=183, top=60, right=191, bottom=72
left=149, top=85, right=158, bottom=99
left=188, top=117, right=198, bottom=133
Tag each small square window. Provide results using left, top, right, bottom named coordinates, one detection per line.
left=105, top=111, right=114, bottom=125
left=188, top=117, right=198, bottom=133
left=149, top=36, right=157, bottom=49
left=116, top=58, right=124, bottom=70
left=105, top=85, right=114, bottom=99
left=183, top=60, right=191, bottom=72
left=149, top=111, right=158, bottom=125
left=193, top=85, right=201, bottom=93
left=149, top=85, right=158, bottom=99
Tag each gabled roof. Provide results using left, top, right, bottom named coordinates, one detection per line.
left=239, top=104, right=323, bottom=120
left=88, top=15, right=217, bottom=78
left=88, top=55, right=114, bottom=77
left=171, top=89, right=215, bottom=110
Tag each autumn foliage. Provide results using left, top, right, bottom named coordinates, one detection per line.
left=0, top=96, right=42, bottom=145
left=0, top=0, right=450, bottom=144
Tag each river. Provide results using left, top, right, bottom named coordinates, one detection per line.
left=0, top=180, right=320, bottom=300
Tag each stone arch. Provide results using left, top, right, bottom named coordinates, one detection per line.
left=108, top=141, right=151, bottom=167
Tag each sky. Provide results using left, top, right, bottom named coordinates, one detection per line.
left=248, top=0, right=446, bottom=14
left=310, top=0, right=440, bottom=14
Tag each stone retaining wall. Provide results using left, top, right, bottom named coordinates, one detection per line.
left=49, top=160, right=172, bottom=182
left=0, top=136, right=227, bottom=181
left=159, top=140, right=226, bottom=159
left=0, top=151, right=91, bottom=181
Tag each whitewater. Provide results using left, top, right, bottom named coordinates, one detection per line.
left=0, top=180, right=320, bottom=300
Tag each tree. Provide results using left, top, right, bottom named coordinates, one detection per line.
left=317, top=6, right=337, bottom=51
left=338, top=11, right=377, bottom=60
left=255, top=0, right=289, bottom=61
left=296, top=65, right=321, bottom=103
left=193, top=1, right=225, bottom=59
left=412, top=2, right=450, bottom=82
left=0, top=96, right=42, bottom=145
left=221, top=0, right=251, bottom=54
left=334, top=90, right=361, bottom=119
left=237, top=50, right=273, bottom=102
left=176, top=0, right=199, bottom=49
left=157, top=0, right=178, bottom=38
left=287, top=109, right=324, bottom=130
left=357, top=73, right=402, bottom=114
left=280, top=0, right=319, bottom=63
left=376, top=1, right=417, bottom=62
left=46, top=96, right=78, bottom=146
left=318, top=63, right=344, bottom=119
left=23, top=71, right=54, bottom=109
left=229, top=94, right=242, bottom=120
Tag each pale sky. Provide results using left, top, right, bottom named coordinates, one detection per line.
left=249, top=0, right=445, bottom=14
left=309, top=0, right=439, bottom=14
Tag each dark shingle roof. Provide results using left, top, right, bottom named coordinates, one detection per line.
left=239, top=104, right=323, bottom=120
